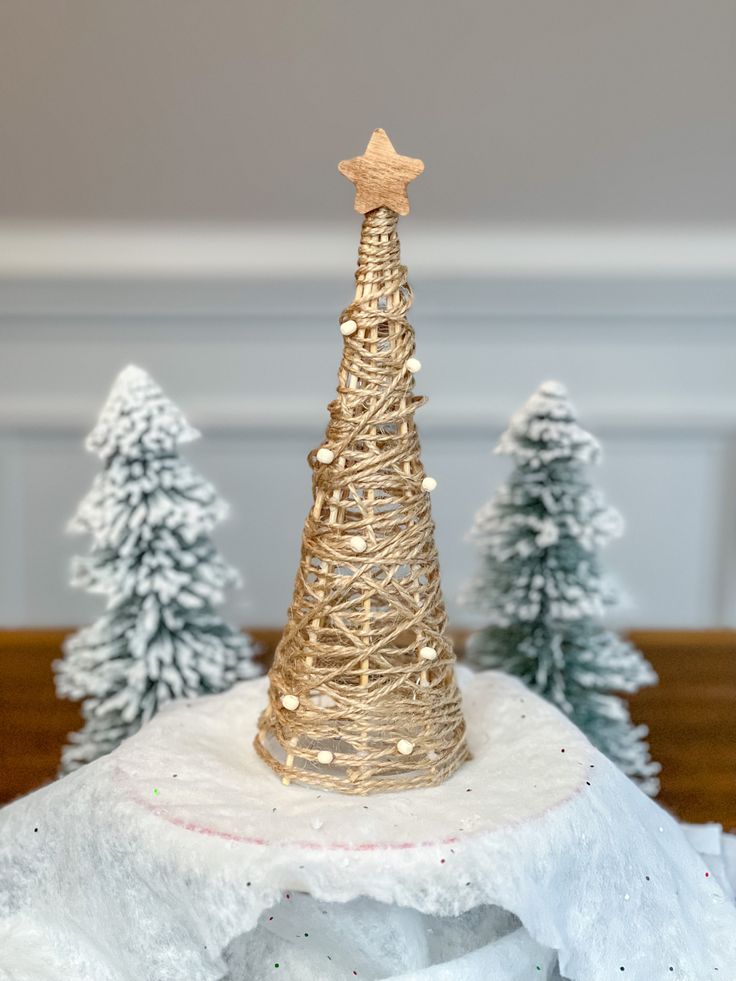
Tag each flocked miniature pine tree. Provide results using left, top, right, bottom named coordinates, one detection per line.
left=462, top=381, right=660, bottom=794
left=55, top=365, right=257, bottom=773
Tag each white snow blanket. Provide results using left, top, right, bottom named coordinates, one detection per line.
left=1, top=671, right=734, bottom=981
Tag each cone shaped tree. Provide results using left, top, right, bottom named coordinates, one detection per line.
left=462, top=381, right=660, bottom=794
left=255, top=130, right=470, bottom=793
left=56, top=365, right=258, bottom=772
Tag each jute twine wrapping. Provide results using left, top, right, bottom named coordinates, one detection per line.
left=255, top=207, right=470, bottom=794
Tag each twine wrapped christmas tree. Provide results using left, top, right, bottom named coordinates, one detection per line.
left=255, top=130, right=470, bottom=793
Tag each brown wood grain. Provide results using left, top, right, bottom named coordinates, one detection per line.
left=1, top=628, right=734, bottom=828
left=338, top=129, right=424, bottom=216
left=627, top=630, right=736, bottom=829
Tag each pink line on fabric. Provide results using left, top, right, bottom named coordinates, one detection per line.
left=156, top=803, right=461, bottom=851
left=130, top=789, right=460, bottom=852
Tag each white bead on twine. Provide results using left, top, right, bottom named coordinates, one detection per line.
left=419, top=646, right=438, bottom=661
left=281, top=694, right=300, bottom=711
left=406, top=357, right=422, bottom=373
left=349, top=535, right=367, bottom=553
left=397, top=739, right=415, bottom=756
left=316, top=447, right=335, bottom=464
left=340, top=319, right=358, bottom=336
left=317, top=750, right=334, bottom=765
left=421, top=476, right=437, bottom=492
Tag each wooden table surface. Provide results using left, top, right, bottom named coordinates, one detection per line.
left=1, top=628, right=734, bottom=828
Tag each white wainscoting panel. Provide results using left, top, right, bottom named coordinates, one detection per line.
left=1, top=227, right=736, bottom=629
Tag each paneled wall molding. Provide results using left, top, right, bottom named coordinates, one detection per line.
left=3, top=222, right=736, bottom=281
left=2, top=224, right=736, bottom=628
left=2, top=397, right=736, bottom=438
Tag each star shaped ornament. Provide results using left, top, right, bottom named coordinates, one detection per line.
left=338, top=129, right=424, bottom=216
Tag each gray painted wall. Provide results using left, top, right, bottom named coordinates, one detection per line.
left=1, top=6, right=735, bottom=629
left=1, top=1, right=735, bottom=222
left=3, top=268, right=736, bottom=629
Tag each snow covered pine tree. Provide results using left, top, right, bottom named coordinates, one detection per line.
left=55, top=365, right=258, bottom=773
left=462, top=381, right=660, bottom=794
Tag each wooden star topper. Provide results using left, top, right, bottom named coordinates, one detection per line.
left=338, top=129, right=424, bottom=216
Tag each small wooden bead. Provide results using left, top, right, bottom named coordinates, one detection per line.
left=397, top=739, right=414, bottom=756
left=316, top=447, right=335, bottom=464
left=317, top=750, right=334, bottom=765
left=421, top=476, right=437, bottom=492
left=419, top=646, right=438, bottom=661
left=406, top=357, right=422, bottom=373
left=281, top=694, right=300, bottom=711
left=349, top=535, right=367, bottom=553
left=340, top=319, right=358, bottom=336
